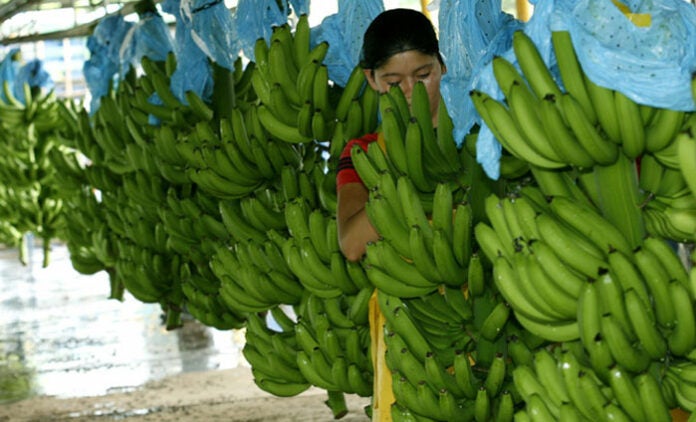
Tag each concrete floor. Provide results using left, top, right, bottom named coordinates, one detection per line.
left=0, top=240, right=246, bottom=402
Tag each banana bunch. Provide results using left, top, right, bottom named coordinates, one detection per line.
left=251, top=16, right=338, bottom=144
left=48, top=110, right=118, bottom=292
left=380, top=289, right=528, bottom=422
left=358, top=171, right=473, bottom=298
left=281, top=196, right=366, bottom=298
left=177, top=102, right=309, bottom=200
left=179, top=260, right=245, bottom=330
left=475, top=190, right=696, bottom=409
left=664, top=358, right=696, bottom=413
left=157, top=187, right=226, bottom=266
left=0, top=80, right=65, bottom=134
left=243, top=310, right=311, bottom=397
left=479, top=192, right=689, bottom=321
left=511, top=344, right=674, bottom=422
left=366, top=80, right=465, bottom=193
left=638, top=133, right=696, bottom=242
left=212, top=235, right=305, bottom=314
left=154, top=186, right=243, bottom=330
left=0, top=92, right=68, bottom=267
left=472, top=30, right=691, bottom=173
left=292, top=292, right=373, bottom=398
left=326, top=65, right=380, bottom=161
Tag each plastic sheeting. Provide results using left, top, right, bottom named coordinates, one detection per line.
left=551, top=0, right=696, bottom=112
left=182, top=0, right=240, bottom=70
left=235, top=0, right=289, bottom=62
left=438, top=0, right=520, bottom=180
left=120, top=10, right=175, bottom=75
left=0, top=49, right=21, bottom=105
left=158, top=0, right=214, bottom=120
left=311, top=0, right=384, bottom=87
left=83, top=15, right=134, bottom=114
left=13, top=59, right=53, bottom=104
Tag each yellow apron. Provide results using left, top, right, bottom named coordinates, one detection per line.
left=370, top=131, right=395, bottom=421
left=369, top=289, right=395, bottom=421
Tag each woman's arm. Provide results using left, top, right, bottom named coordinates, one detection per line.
left=337, top=182, right=380, bottom=262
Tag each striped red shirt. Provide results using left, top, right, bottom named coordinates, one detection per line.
left=336, top=133, right=379, bottom=191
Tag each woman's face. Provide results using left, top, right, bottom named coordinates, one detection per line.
left=364, top=50, right=446, bottom=125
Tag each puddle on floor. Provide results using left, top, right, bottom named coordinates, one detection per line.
left=0, top=241, right=246, bottom=402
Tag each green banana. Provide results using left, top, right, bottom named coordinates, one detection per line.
left=491, top=55, right=526, bottom=98
left=676, top=130, right=696, bottom=198
left=584, top=75, right=622, bottom=143
left=559, top=93, right=619, bottom=165
left=634, top=372, right=672, bottom=422
left=551, top=30, right=596, bottom=123
left=548, top=195, right=632, bottom=256
left=607, top=363, right=647, bottom=422
left=537, top=94, right=596, bottom=169
left=511, top=30, right=562, bottom=100
left=600, top=313, right=651, bottom=373
left=257, top=104, right=312, bottom=144
left=623, top=287, right=667, bottom=359
left=644, top=108, right=685, bottom=153
left=667, top=280, right=696, bottom=356
left=479, top=301, right=511, bottom=342
left=633, top=245, right=676, bottom=328
left=613, top=90, right=645, bottom=159
left=506, top=80, right=564, bottom=162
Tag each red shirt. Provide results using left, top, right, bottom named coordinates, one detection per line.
left=336, top=133, right=379, bottom=191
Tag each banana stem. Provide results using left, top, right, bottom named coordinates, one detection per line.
left=42, top=237, right=50, bottom=268
left=593, top=153, right=645, bottom=249
left=108, top=268, right=125, bottom=301
left=325, top=390, right=348, bottom=419
left=165, top=306, right=182, bottom=330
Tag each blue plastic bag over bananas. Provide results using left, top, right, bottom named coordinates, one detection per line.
left=438, top=0, right=520, bottom=144
left=0, top=48, right=21, bottom=105
left=12, top=59, right=53, bottom=105
left=83, top=15, right=133, bottom=114
left=311, top=0, right=384, bottom=87
left=552, top=0, right=696, bottom=112
left=180, top=0, right=240, bottom=71
left=235, top=0, right=290, bottom=63
left=120, top=8, right=175, bottom=72
left=437, top=0, right=521, bottom=180
left=161, top=0, right=214, bottom=106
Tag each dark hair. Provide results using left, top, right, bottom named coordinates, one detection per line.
left=360, top=8, right=441, bottom=70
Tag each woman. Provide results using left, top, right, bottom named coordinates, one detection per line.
left=337, top=8, right=446, bottom=262
left=335, top=8, right=447, bottom=421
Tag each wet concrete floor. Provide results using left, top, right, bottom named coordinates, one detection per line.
left=0, top=240, right=246, bottom=403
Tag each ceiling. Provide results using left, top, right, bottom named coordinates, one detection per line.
left=0, top=0, right=162, bottom=45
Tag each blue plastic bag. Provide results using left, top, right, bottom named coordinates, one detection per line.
left=91, top=15, right=134, bottom=70
left=438, top=0, right=521, bottom=180
left=0, top=48, right=21, bottom=105
left=235, top=0, right=289, bottom=62
left=13, top=59, right=53, bottom=104
left=84, top=15, right=134, bottom=114
left=551, top=0, right=696, bottom=111
left=289, top=0, right=310, bottom=16
left=121, top=10, right=175, bottom=75
left=181, top=0, right=240, bottom=70
left=312, top=0, right=384, bottom=87
left=161, top=0, right=214, bottom=107
left=83, top=36, right=120, bottom=114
